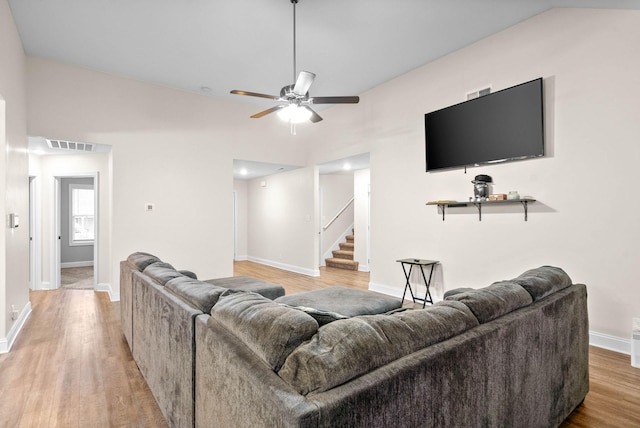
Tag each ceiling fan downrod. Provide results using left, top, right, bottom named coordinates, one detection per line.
left=291, top=0, right=298, bottom=84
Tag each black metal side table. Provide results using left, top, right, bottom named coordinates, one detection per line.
left=397, top=258, right=439, bottom=308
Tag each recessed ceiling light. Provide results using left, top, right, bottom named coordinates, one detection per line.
left=240, top=168, right=248, bottom=176
left=343, top=163, right=351, bottom=170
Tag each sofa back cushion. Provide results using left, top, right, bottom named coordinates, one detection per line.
left=511, top=266, right=572, bottom=301
left=165, top=277, right=227, bottom=313
left=142, top=262, right=182, bottom=285
left=210, top=291, right=319, bottom=371
left=278, top=300, right=479, bottom=395
left=127, top=252, right=161, bottom=271
left=445, top=281, right=533, bottom=324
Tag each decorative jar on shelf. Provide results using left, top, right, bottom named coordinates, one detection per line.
left=507, top=191, right=520, bottom=200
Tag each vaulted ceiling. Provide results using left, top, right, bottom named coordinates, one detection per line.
left=9, top=0, right=640, bottom=109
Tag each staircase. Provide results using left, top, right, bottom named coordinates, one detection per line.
left=325, top=232, right=359, bottom=271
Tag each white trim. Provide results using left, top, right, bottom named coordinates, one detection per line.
left=233, top=190, right=238, bottom=261
left=358, top=263, right=370, bottom=273
left=369, top=282, right=404, bottom=299
left=96, top=282, right=119, bottom=301
left=0, top=302, right=32, bottom=354
left=29, top=176, right=43, bottom=291
left=589, top=331, right=631, bottom=355
left=247, top=256, right=320, bottom=277
left=39, top=281, right=53, bottom=291
left=61, top=261, right=94, bottom=268
left=234, top=255, right=248, bottom=261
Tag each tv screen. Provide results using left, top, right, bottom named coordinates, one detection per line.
left=425, top=78, right=544, bottom=172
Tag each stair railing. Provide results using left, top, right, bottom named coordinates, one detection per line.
left=323, top=197, right=354, bottom=231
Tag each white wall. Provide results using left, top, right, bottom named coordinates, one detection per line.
left=320, top=173, right=354, bottom=261
left=305, top=8, right=640, bottom=345
left=353, top=168, right=370, bottom=271
left=0, top=0, right=29, bottom=352
left=247, top=167, right=318, bottom=276
left=26, top=57, right=310, bottom=298
left=16, top=7, right=640, bottom=348
left=233, top=179, right=248, bottom=260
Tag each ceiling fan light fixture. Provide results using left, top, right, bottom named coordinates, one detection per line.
left=277, top=104, right=312, bottom=123
left=229, top=0, right=358, bottom=130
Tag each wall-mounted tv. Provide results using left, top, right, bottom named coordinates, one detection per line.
left=425, top=78, right=544, bottom=172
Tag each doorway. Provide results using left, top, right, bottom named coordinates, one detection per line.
left=53, top=174, right=99, bottom=290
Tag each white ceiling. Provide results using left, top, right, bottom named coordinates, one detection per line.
left=9, top=0, right=640, bottom=109
left=12, top=1, right=640, bottom=177
left=234, top=153, right=370, bottom=180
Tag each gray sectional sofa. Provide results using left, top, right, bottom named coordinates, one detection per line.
left=121, top=254, right=588, bottom=427
left=120, top=252, right=285, bottom=427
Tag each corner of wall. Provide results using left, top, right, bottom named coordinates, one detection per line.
left=0, top=301, right=32, bottom=354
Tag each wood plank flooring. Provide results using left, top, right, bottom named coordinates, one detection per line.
left=0, top=288, right=167, bottom=428
left=0, top=261, right=638, bottom=427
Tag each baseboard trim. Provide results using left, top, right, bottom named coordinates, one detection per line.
left=369, top=282, right=404, bottom=299
left=358, top=264, right=370, bottom=273
left=589, top=331, right=631, bottom=355
left=0, top=301, right=32, bottom=354
left=95, top=282, right=119, bottom=302
left=61, top=261, right=94, bottom=268
left=247, top=257, right=320, bottom=277
left=234, top=255, right=248, bottom=261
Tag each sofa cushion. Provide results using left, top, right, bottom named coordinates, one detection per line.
left=511, top=266, right=572, bottom=301
left=143, top=262, right=182, bottom=285
left=278, top=300, right=479, bottom=395
left=445, top=281, right=533, bottom=323
left=281, top=305, right=349, bottom=326
left=210, top=291, right=319, bottom=371
left=274, top=286, right=402, bottom=317
left=165, top=277, right=227, bottom=313
left=127, top=252, right=161, bottom=271
left=443, top=287, right=474, bottom=299
left=205, top=276, right=285, bottom=300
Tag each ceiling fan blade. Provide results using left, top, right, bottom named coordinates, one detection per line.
left=304, top=106, right=323, bottom=123
left=293, top=71, right=316, bottom=96
left=250, top=105, right=286, bottom=119
left=311, top=95, right=360, bottom=104
left=312, top=96, right=360, bottom=104
left=231, top=90, right=280, bottom=100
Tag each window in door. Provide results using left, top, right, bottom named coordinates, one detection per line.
left=69, top=184, right=94, bottom=245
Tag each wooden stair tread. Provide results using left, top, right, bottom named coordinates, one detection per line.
left=339, top=242, right=355, bottom=250
left=325, top=258, right=359, bottom=271
left=332, top=250, right=354, bottom=260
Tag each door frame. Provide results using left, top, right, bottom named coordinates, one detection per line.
left=29, top=176, right=42, bottom=290
left=51, top=173, right=99, bottom=289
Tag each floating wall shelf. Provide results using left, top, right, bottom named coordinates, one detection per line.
left=426, top=198, right=536, bottom=221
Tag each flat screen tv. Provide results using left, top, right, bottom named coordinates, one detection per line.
left=425, top=78, right=544, bottom=172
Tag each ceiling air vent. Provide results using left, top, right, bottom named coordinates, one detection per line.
left=47, top=139, right=95, bottom=152
left=466, top=86, right=491, bottom=101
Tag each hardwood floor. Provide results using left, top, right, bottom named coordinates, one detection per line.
left=0, top=289, right=167, bottom=428
left=0, top=261, right=638, bottom=427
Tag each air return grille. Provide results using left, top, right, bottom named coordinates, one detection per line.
left=47, top=139, right=95, bottom=152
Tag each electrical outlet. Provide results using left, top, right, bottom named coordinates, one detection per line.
left=11, top=304, right=19, bottom=321
left=633, top=317, right=640, bottom=332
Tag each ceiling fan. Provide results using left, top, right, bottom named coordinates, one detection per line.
left=230, top=0, right=359, bottom=129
